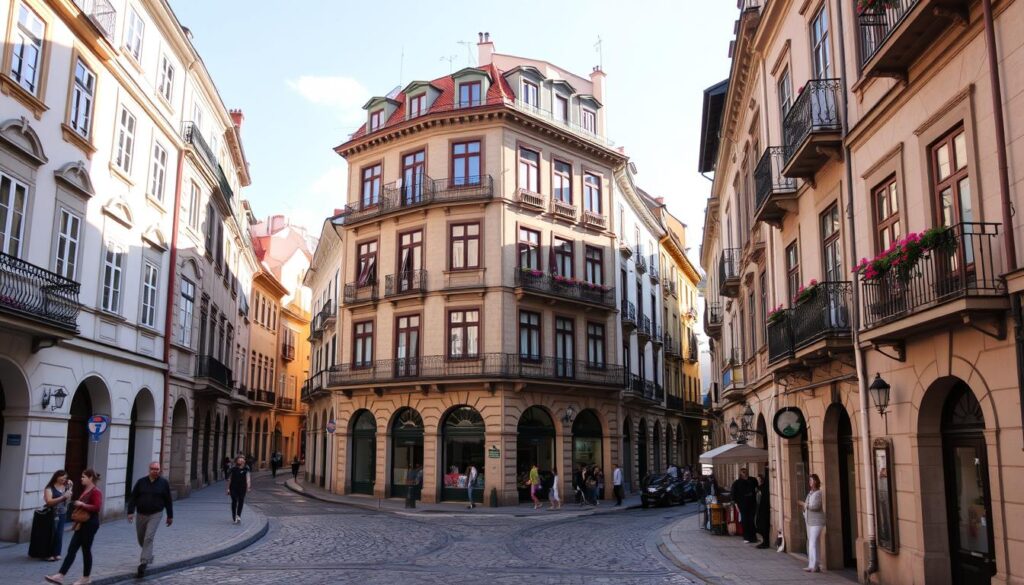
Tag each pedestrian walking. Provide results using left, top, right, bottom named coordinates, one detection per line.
left=45, top=468, right=103, bottom=585
left=585, top=465, right=598, bottom=505
left=36, top=470, right=73, bottom=561
left=799, top=473, right=825, bottom=572
left=270, top=451, right=283, bottom=478
left=226, top=456, right=252, bottom=524
left=413, top=463, right=424, bottom=500
left=548, top=466, right=561, bottom=510
left=465, top=464, right=479, bottom=509
left=291, top=456, right=300, bottom=480
left=612, top=463, right=624, bottom=506
left=221, top=457, right=231, bottom=481
left=528, top=464, right=542, bottom=509
left=595, top=466, right=605, bottom=505
left=732, top=468, right=758, bottom=543
left=127, top=461, right=174, bottom=577
left=756, top=471, right=771, bottom=549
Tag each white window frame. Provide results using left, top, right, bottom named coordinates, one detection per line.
left=10, top=3, right=45, bottom=95
left=114, top=106, right=136, bottom=174
left=148, top=141, right=167, bottom=202
left=69, top=58, right=95, bottom=138
left=185, top=181, right=200, bottom=230
left=140, top=261, right=159, bottom=328
left=179, top=277, right=194, bottom=347
left=101, top=245, right=125, bottom=314
left=53, top=207, right=81, bottom=280
left=521, top=79, right=539, bottom=107
left=124, top=8, right=145, bottom=62
left=157, top=54, right=174, bottom=102
left=0, top=171, right=28, bottom=257
left=582, top=109, right=596, bottom=133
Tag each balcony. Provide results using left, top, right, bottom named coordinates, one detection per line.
left=339, top=175, right=494, bottom=226
left=581, top=211, right=607, bottom=231
left=514, top=269, right=615, bottom=308
left=326, top=353, right=625, bottom=389
left=767, top=312, right=796, bottom=364
left=620, top=299, right=637, bottom=330
left=753, top=147, right=799, bottom=227
left=309, top=301, right=336, bottom=338
left=638, top=315, right=652, bottom=342
left=277, top=396, right=296, bottom=411
left=781, top=79, right=843, bottom=179
left=385, top=269, right=428, bottom=297
left=551, top=198, right=577, bottom=221
left=343, top=281, right=378, bottom=305
left=195, top=355, right=233, bottom=394
left=858, top=0, right=970, bottom=80
left=721, top=358, right=745, bottom=403
left=301, top=370, right=329, bottom=402
left=635, top=251, right=648, bottom=274
left=705, top=302, right=723, bottom=336
left=181, top=122, right=233, bottom=201
left=248, top=389, right=276, bottom=406
left=282, top=343, right=296, bottom=362
left=0, top=252, right=80, bottom=338
left=718, top=248, right=740, bottom=298
left=73, top=0, right=116, bottom=40
left=791, top=282, right=853, bottom=356
left=648, top=255, right=660, bottom=283
left=687, top=333, right=699, bottom=363
left=507, top=98, right=616, bottom=148
left=652, top=324, right=664, bottom=347
left=861, top=223, right=1006, bottom=342
left=516, top=188, right=545, bottom=210
left=619, top=240, right=634, bottom=258
left=664, top=334, right=680, bottom=358
left=624, top=374, right=659, bottom=403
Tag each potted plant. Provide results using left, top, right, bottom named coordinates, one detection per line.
left=793, top=279, right=820, bottom=305
left=767, top=304, right=787, bottom=325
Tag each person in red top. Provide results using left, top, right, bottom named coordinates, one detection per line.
left=46, top=468, right=103, bottom=585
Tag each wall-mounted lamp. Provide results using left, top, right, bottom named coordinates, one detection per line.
left=562, top=405, right=576, bottom=425
left=868, top=373, right=891, bottom=416
left=42, top=387, right=67, bottom=411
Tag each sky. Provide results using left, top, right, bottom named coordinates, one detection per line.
left=170, top=0, right=737, bottom=250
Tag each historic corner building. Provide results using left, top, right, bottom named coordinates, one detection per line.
left=301, top=35, right=706, bottom=505
left=699, top=0, right=1023, bottom=584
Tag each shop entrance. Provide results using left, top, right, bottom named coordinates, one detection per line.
left=571, top=409, right=603, bottom=500
left=441, top=406, right=484, bottom=503
left=622, top=417, right=633, bottom=491
left=637, top=419, right=648, bottom=482
left=350, top=410, right=377, bottom=495
left=390, top=408, right=423, bottom=499
left=517, top=406, right=554, bottom=502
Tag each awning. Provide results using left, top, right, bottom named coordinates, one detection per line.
left=699, top=442, right=769, bottom=465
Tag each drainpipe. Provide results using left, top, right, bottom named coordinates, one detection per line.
left=834, top=0, right=877, bottom=575
left=160, top=147, right=186, bottom=473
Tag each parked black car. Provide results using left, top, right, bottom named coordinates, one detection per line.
left=641, top=474, right=703, bottom=508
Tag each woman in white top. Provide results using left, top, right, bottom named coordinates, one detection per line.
left=799, top=473, right=825, bottom=572
left=548, top=467, right=561, bottom=510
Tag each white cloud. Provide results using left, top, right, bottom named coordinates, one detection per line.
left=286, top=76, right=370, bottom=125
left=310, top=165, right=347, bottom=199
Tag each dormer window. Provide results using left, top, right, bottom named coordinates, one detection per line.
left=408, top=93, right=426, bottom=118
left=458, top=81, right=482, bottom=108
left=555, top=95, right=569, bottom=122
left=522, top=80, right=539, bottom=107
left=369, top=110, right=384, bottom=131
left=582, top=109, right=596, bottom=133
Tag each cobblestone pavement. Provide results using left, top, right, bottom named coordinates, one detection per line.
left=146, top=474, right=701, bottom=585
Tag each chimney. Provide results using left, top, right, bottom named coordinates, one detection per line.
left=477, top=31, right=494, bottom=66
left=589, top=66, right=607, bottom=136
left=229, top=109, right=244, bottom=133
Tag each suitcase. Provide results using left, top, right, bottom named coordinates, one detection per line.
left=28, top=507, right=55, bottom=559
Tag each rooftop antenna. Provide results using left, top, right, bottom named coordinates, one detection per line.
left=440, top=54, right=458, bottom=73
left=594, top=35, right=603, bottom=69
left=457, top=40, right=474, bottom=66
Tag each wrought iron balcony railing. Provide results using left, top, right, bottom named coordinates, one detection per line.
left=649, top=255, right=660, bottom=281
left=195, top=355, right=232, bottom=389
left=74, top=0, right=116, bottom=40
left=718, top=248, right=741, bottom=297
left=624, top=374, right=658, bottom=402
left=635, top=252, right=647, bottom=274
left=705, top=302, right=723, bottom=333
left=507, top=98, right=615, bottom=148
left=515, top=270, right=614, bottom=307
left=781, top=79, right=842, bottom=170
left=385, top=269, right=428, bottom=297
left=277, top=396, right=296, bottom=411
left=326, top=353, right=625, bottom=388
left=754, top=146, right=798, bottom=224
left=338, top=175, right=494, bottom=225
left=344, top=281, right=378, bottom=304
left=791, top=281, right=853, bottom=348
left=282, top=343, right=296, bottom=361
left=687, top=333, right=699, bottom=362
left=858, top=0, right=919, bottom=66
left=767, top=311, right=795, bottom=364
left=638, top=315, right=652, bottom=338
left=181, top=122, right=233, bottom=201
left=0, top=252, right=80, bottom=331
left=620, top=299, right=636, bottom=326
left=652, top=324, right=663, bottom=345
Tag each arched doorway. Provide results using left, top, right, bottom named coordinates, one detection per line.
left=212, top=415, right=221, bottom=483
left=517, top=406, right=554, bottom=502
left=390, top=408, right=423, bottom=498
left=622, top=417, right=633, bottom=491
left=824, top=404, right=858, bottom=569
left=273, top=422, right=283, bottom=455
left=125, top=389, right=157, bottom=497
left=319, top=412, right=327, bottom=487
left=571, top=409, right=603, bottom=484
left=350, top=410, right=376, bottom=495
left=942, top=383, right=995, bottom=584
left=653, top=421, right=662, bottom=473
left=170, top=399, right=188, bottom=490
left=441, top=406, right=484, bottom=503
left=202, top=412, right=211, bottom=484
left=676, top=423, right=685, bottom=467
left=261, top=418, right=270, bottom=463
left=637, top=419, right=648, bottom=482
left=65, top=384, right=94, bottom=487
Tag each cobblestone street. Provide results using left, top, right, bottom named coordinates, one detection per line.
left=146, top=475, right=699, bottom=585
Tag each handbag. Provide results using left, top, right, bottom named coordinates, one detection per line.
left=70, top=507, right=90, bottom=524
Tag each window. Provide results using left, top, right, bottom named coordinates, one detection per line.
left=458, top=81, right=481, bottom=107
left=148, top=142, right=167, bottom=202
left=157, top=54, right=174, bottom=102
left=141, top=262, right=159, bottom=328
left=931, top=127, right=972, bottom=227
left=0, top=171, right=29, bottom=256
left=114, top=106, right=136, bottom=173
left=585, top=246, right=604, bottom=284
left=448, top=309, right=479, bottom=359
left=519, top=311, right=541, bottom=361
left=408, top=93, right=426, bottom=118
left=356, top=241, right=378, bottom=286
left=184, top=181, right=199, bottom=229
left=54, top=208, right=81, bottom=280
left=102, top=246, right=125, bottom=313
left=69, top=59, right=95, bottom=138
left=555, top=317, right=575, bottom=377
left=361, top=164, right=381, bottom=207
left=124, top=8, right=145, bottom=61
left=587, top=322, right=605, bottom=367
left=179, top=277, right=194, bottom=347
left=401, top=150, right=426, bottom=203
left=204, top=203, right=216, bottom=254
left=449, top=223, right=480, bottom=270
left=778, top=68, right=793, bottom=120
left=369, top=109, right=384, bottom=131
left=395, top=315, right=420, bottom=376
left=451, top=141, right=481, bottom=186
left=10, top=3, right=44, bottom=94
left=521, top=80, right=539, bottom=107
left=785, top=242, right=799, bottom=306
left=583, top=173, right=602, bottom=214
left=553, top=160, right=572, bottom=203
left=518, top=147, right=539, bottom=193
left=555, top=95, right=569, bottom=122
left=353, top=321, right=374, bottom=368
left=873, top=177, right=901, bottom=251
left=553, top=237, right=574, bottom=278
left=810, top=4, right=831, bottom=79
left=582, top=109, right=596, bottom=133
left=821, top=203, right=841, bottom=282
left=517, top=227, right=540, bottom=269
left=759, top=271, right=767, bottom=343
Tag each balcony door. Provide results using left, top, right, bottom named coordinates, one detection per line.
left=397, top=230, right=423, bottom=293
left=555, top=317, right=575, bottom=378
left=931, top=128, right=975, bottom=294
left=401, top=150, right=426, bottom=205
left=0, top=171, right=28, bottom=257
left=395, top=315, right=420, bottom=378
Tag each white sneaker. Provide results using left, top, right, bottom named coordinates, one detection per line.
left=233, top=516, right=239, bottom=524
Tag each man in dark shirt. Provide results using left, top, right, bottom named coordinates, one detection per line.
left=226, top=456, right=252, bottom=524
left=127, top=461, right=173, bottom=578
left=731, top=468, right=758, bottom=543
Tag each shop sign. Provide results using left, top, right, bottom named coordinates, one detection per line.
left=6, top=434, right=21, bottom=446
left=87, top=415, right=110, bottom=443
left=487, top=446, right=500, bottom=459
left=772, top=407, right=806, bottom=439
left=326, top=419, right=337, bottom=434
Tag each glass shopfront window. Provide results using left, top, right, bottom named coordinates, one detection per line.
left=572, top=409, right=604, bottom=471
left=390, top=408, right=424, bottom=499
left=517, top=406, right=555, bottom=502
left=442, top=406, right=485, bottom=502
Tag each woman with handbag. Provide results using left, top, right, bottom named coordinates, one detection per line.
left=46, top=468, right=103, bottom=585
left=43, top=470, right=73, bottom=561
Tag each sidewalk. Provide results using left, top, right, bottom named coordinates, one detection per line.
left=0, top=480, right=268, bottom=585
left=659, top=513, right=858, bottom=584
left=286, top=477, right=645, bottom=517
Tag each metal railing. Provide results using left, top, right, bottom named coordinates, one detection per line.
left=791, top=281, right=853, bottom=348
left=718, top=248, right=740, bottom=293
left=649, top=255, right=660, bottom=281
left=385, top=269, right=428, bottom=296
left=638, top=315, right=652, bottom=338
left=277, top=396, right=295, bottom=410
left=620, top=299, right=636, bottom=324
left=507, top=98, right=615, bottom=147
left=652, top=324, right=663, bottom=344
left=861, top=223, right=1004, bottom=328
left=181, top=122, right=233, bottom=201
left=312, top=301, right=335, bottom=332
left=858, top=0, right=919, bottom=66
left=515, top=270, right=614, bottom=307
left=0, top=252, right=80, bottom=330
left=664, top=334, right=678, bottom=356
left=338, top=175, right=494, bottom=225
left=706, top=302, right=723, bottom=330
left=624, top=374, right=658, bottom=401
left=767, top=312, right=795, bottom=363
left=326, top=353, right=625, bottom=388
left=754, top=146, right=797, bottom=212
left=782, top=79, right=842, bottom=166
left=249, top=389, right=275, bottom=404
left=635, top=253, right=648, bottom=274
left=74, top=0, right=116, bottom=40
left=687, top=333, right=699, bottom=362
left=282, top=343, right=296, bottom=361
left=195, top=355, right=232, bottom=388
left=344, top=281, right=378, bottom=304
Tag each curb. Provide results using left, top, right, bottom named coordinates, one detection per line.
left=93, top=515, right=270, bottom=585
left=654, top=513, right=719, bottom=584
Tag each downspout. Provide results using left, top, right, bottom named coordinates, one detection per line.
left=160, top=147, right=186, bottom=473
left=834, top=0, right=877, bottom=575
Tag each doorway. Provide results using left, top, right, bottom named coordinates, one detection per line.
left=831, top=405, right=858, bottom=569
left=637, top=419, right=648, bottom=482
left=517, top=406, right=554, bottom=502
left=350, top=410, right=376, bottom=495
left=65, top=384, right=92, bottom=489
left=622, top=417, right=633, bottom=491
left=390, top=408, right=423, bottom=499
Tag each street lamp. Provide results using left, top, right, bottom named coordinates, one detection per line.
left=742, top=403, right=755, bottom=429
left=868, top=373, right=891, bottom=416
left=562, top=405, right=576, bottom=425
left=729, top=418, right=740, bottom=441
left=42, top=387, right=67, bottom=411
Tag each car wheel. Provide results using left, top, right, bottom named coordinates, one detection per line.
left=641, top=499, right=650, bottom=509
